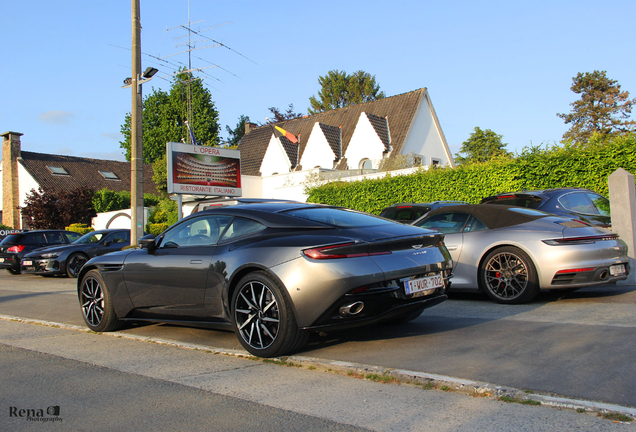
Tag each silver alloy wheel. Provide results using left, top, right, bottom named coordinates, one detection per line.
left=80, top=276, right=105, bottom=327
left=234, top=281, right=280, bottom=351
left=484, top=251, right=529, bottom=300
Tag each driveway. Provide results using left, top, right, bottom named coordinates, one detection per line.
left=1, top=271, right=635, bottom=407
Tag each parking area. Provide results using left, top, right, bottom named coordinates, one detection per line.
left=1, top=270, right=635, bottom=408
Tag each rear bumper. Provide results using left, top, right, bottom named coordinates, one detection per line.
left=301, top=292, right=447, bottom=331
left=550, top=262, right=630, bottom=287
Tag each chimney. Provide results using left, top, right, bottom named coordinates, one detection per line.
left=244, top=122, right=258, bottom=135
left=2, top=131, right=22, bottom=228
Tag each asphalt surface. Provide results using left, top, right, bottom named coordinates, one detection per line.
left=1, top=271, right=636, bottom=430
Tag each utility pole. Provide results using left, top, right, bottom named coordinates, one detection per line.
left=130, top=0, right=144, bottom=245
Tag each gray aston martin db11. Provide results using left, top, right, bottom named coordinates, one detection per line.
left=412, top=204, right=629, bottom=304
left=78, top=202, right=453, bottom=357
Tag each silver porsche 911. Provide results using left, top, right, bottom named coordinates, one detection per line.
left=78, top=202, right=453, bottom=357
left=412, top=204, right=629, bottom=304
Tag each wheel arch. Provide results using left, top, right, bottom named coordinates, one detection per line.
left=225, top=265, right=300, bottom=321
left=476, top=242, right=542, bottom=291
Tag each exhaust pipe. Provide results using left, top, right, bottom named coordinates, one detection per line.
left=599, top=271, right=609, bottom=280
left=339, top=301, right=364, bottom=317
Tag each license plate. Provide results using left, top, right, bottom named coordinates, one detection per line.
left=22, top=260, right=32, bottom=266
left=610, top=264, right=626, bottom=276
left=405, top=273, right=443, bottom=296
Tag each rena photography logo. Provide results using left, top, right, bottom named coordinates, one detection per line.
left=8, top=405, right=63, bottom=423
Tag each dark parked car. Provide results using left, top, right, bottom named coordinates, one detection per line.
left=77, top=202, right=453, bottom=357
left=480, top=188, right=611, bottom=227
left=413, top=204, right=629, bottom=304
left=0, top=230, right=81, bottom=275
left=21, top=229, right=130, bottom=278
left=380, top=201, right=468, bottom=223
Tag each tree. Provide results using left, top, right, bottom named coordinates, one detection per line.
left=268, top=104, right=303, bottom=122
left=22, top=187, right=96, bottom=229
left=308, top=70, right=385, bottom=114
left=455, top=127, right=510, bottom=164
left=224, top=114, right=251, bottom=149
left=557, top=70, right=636, bottom=144
left=120, top=70, right=221, bottom=163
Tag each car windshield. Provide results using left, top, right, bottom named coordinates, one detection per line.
left=285, top=207, right=397, bottom=228
left=73, top=232, right=107, bottom=244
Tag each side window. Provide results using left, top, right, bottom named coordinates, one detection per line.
left=29, top=233, right=47, bottom=244
left=220, top=217, right=266, bottom=241
left=463, top=216, right=487, bottom=232
left=110, top=232, right=130, bottom=244
left=45, top=232, right=64, bottom=244
left=415, top=212, right=470, bottom=234
left=559, top=192, right=598, bottom=215
left=161, top=215, right=233, bottom=247
left=588, top=193, right=610, bottom=216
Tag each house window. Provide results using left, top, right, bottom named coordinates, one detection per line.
left=431, top=158, right=441, bottom=167
left=46, top=166, right=69, bottom=175
left=99, top=170, right=120, bottom=180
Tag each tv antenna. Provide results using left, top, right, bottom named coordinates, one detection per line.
left=163, top=0, right=255, bottom=144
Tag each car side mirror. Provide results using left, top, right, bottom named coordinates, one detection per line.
left=138, top=234, right=157, bottom=252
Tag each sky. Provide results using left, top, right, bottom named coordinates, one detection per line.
left=2, top=0, right=635, bottom=162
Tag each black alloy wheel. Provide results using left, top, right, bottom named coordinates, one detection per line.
left=6, top=268, right=20, bottom=275
left=232, top=271, right=307, bottom=358
left=67, top=253, right=88, bottom=278
left=79, top=269, right=121, bottom=332
left=480, top=246, right=539, bottom=304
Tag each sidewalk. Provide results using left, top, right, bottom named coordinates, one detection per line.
left=0, top=317, right=633, bottom=431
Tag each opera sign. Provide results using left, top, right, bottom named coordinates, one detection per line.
left=166, top=142, right=241, bottom=197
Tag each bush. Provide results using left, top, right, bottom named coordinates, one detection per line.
left=22, top=187, right=96, bottom=229
left=306, top=134, right=636, bottom=213
left=66, top=223, right=95, bottom=235
left=145, top=198, right=178, bottom=234
left=92, top=189, right=162, bottom=213
left=147, top=223, right=170, bottom=236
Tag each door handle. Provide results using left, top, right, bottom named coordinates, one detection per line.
left=190, top=260, right=203, bottom=264
left=446, top=246, right=458, bottom=251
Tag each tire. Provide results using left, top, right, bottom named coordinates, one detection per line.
left=6, top=268, right=20, bottom=275
left=232, top=271, right=308, bottom=358
left=66, top=253, right=88, bottom=278
left=479, top=247, right=539, bottom=304
left=79, top=269, right=121, bottom=332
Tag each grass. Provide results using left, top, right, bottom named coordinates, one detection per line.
left=598, top=413, right=633, bottom=423
left=499, top=395, right=541, bottom=406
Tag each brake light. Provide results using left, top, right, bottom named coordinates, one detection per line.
left=496, top=195, right=516, bottom=199
left=397, top=206, right=412, bottom=209
left=556, top=268, right=595, bottom=274
left=303, top=242, right=391, bottom=259
left=543, top=234, right=618, bottom=245
left=8, top=245, right=25, bottom=253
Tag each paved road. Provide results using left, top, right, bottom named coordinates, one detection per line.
left=1, top=271, right=635, bottom=410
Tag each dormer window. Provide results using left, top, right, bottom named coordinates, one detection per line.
left=99, top=171, right=120, bottom=180
left=46, top=166, right=69, bottom=175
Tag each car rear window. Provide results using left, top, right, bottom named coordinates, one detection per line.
left=286, top=207, right=396, bottom=228
left=380, top=207, right=430, bottom=222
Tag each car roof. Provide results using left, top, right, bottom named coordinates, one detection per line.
left=483, top=187, right=594, bottom=199
left=187, top=202, right=337, bottom=229
left=382, top=201, right=467, bottom=209
left=418, top=203, right=553, bottom=230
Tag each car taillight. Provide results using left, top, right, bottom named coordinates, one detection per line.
left=555, top=268, right=595, bottom=274
left=542, top=234, right=618, bottom=246
left=8, top=245, right=25, bottom=253
left=303, top=242, right=391, bottom=259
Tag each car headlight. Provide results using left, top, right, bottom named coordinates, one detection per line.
left=40, top=252, right=60, bottom=259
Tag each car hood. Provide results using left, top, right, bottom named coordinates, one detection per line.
left=25, top=243, right=92, bottom=256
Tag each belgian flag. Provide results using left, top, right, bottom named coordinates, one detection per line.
left=271, top=124, right=298, bottom=144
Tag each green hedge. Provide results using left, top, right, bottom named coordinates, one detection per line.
left=307, top=135, right=636, bottom=214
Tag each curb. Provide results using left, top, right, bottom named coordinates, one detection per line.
left=1, top=314, right=635, bottom=422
